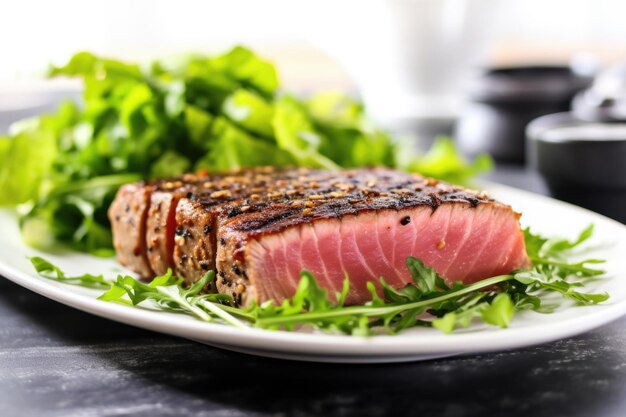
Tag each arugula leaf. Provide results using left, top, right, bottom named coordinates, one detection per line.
left=481, top=293, right=515, bottom=328
left=31, top=256, right=111, bottom=288
left=406, top=257, right=448, bottom=295
left=29, top=224, right=609, bottom=336
left=544, top=224, right=594, bottom=256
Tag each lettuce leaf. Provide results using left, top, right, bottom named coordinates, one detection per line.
left=0, top=46, right=490, bottom=254
left=0, top=127, right=57, bottom=205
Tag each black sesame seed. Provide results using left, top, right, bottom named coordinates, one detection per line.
left=232, top=264, right=242, bottom=276
left=218, top=270, right=225, bottom=278
left=203, top=224, right=211, bottom=234
left=228, top=207, right=242, bottom=218
left=199, top=261, right=210, bottom=270
left=220, top=237, right=226, bottom=246
left=400, top=216, right=411, bottom=226
left=181, top=254, right=188, bottom=262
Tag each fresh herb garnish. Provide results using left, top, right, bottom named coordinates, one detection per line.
left=30, top=226, right=608, bottom=335
left=0, top=47, right=489, bottom=255
left=31, top=256, right=111, bottom=289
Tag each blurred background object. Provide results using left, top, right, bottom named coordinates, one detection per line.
left=2, top=0, right=626, bottom=141
left=300, top=0, right=502, bottom=147
left=527, top=62, right=626, bottom=223
left=455, top=66, right=592, bottom=163
left=1, top=0, right=626, bottom=219
left=573, top=62, right=626, bottom=122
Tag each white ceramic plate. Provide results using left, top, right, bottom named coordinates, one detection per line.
left=1, top=182, right=626, bottom=363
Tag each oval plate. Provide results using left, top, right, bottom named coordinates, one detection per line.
left=1, top=182, right=625, bottom=363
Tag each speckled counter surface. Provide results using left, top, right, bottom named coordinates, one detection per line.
left=1, top=166, right=625, bottom=417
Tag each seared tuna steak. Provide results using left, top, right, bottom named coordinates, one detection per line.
left=109, top=168, right=530, bottom=306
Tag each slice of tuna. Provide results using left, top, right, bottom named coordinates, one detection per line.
left=214, top=169, right=530, bottom=306
left=146, top=191, right=180, bottom=276
left=243, top=203, right=526, bottom=305
left=172, top=198, right=216, bottom=282
left=108, top=183, right=154, bottom=277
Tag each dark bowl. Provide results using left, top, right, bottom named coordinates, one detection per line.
left=527, top=112, right=626, bottom=223
left=456, top=66, right=592, bottom=164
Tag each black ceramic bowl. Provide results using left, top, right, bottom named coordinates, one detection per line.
left=456, top=66, right=591, bottom=164
left=527, top=112, right=626, bottom=223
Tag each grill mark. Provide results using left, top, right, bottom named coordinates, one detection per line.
left=236, top=209, right=300, bottom=232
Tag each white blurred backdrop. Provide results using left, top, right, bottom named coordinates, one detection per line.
left=1, top=0, right=625, bottom=131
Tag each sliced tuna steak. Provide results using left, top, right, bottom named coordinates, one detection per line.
left=108, top=167, right=530, bottom=306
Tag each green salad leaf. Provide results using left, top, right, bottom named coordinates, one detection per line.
left=0, top=127, right=57, bottom=205
left=30, top=226, right=608, bottom=336
left=1, top=46, right=489, bottom=254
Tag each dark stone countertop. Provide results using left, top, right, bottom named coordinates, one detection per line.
left=1, top=165, right=625, bottom=417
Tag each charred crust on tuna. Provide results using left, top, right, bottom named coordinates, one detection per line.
left=228, top=207, right=243, bottom=218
